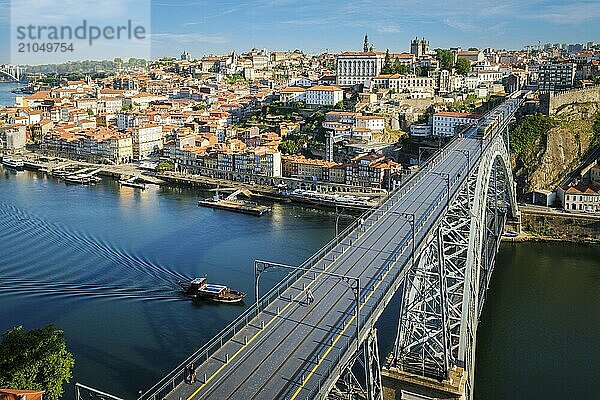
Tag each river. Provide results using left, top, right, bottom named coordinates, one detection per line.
left=0, top=169, right=598, bottom=399
left=0, top=82, right=23, bottom=107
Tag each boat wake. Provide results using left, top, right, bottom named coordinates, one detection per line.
left=0, top=276, right=184, bottom=302
left=0, top=202, right=191, bottom=300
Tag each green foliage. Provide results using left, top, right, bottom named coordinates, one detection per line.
left=510, top=114, right=556, bottom=158
left=192, top=103, right=207, bottom=111
left=86, top=108, right=94, bottom=116
left=381, top=49, right=392, bottom=74
left=592, top=112, right=600, bottom=147
left=455, top=58, right=472, bottom=75
left=157, top=162, right=174, bottom=172
left=279, top=132, right=310, bottom=154
left=224, top=74, right=246, bottom=84
left=468, top=47, right=479, bottom=51
left=0, top=325, right=74, bottom=400
left=278, top=140, right=299, bottom=154
left=121, top=104, right=132, bottom=111
left=436, top=49, right=455, bottom=71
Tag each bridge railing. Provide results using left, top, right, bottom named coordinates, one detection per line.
left=138, top=126, right=465, bottom=400
left=137, top=195, right=399, bottom=400
left=303, top=189, right=452, bottom=399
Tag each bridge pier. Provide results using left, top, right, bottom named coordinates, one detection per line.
left=381, top=366, right=466, bottom=400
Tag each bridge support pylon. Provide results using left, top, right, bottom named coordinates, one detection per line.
left=381, top=366, right=467, bottom=400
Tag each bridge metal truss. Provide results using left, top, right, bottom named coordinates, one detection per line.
left=0, top=65, right=21, bottom=81
left=392, top=129, right=518, bottom=399
left=327, top=328, right=383, bottom=400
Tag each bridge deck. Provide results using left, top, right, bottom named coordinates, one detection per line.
left=160, top=132, right=485, bottom=400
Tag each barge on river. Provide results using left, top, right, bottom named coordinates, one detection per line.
left=177, top=277, right=245, bottom=303
left=198, top=194, right=271, bottom=216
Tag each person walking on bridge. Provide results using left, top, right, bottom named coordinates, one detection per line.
left=188, top=362, right=197, bottom=384
left=306, top=288, right=314, bottom=305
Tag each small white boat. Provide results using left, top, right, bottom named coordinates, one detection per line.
left=1, top=157, right=24, bottom=170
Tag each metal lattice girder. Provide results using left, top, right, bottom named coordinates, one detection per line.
left=364, top=328, right=384, bottom=400
left=393, top=130, right=519, bottom=399
left=327, top=328, right=383, bottom=400
left=458, top=133, right=518, bottom=398
left=395, top=226, right=449, bottom=380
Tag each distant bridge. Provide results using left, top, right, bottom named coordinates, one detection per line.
left=0, top=65, right=22, bottom=81
left=135, top=96, right=523, bottom=400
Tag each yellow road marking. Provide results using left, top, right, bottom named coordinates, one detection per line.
left=186, top=196, right=400, bottom=399
left=289, top=204, right=438, bottom=400
left=188, top=169, right=445, bottom=400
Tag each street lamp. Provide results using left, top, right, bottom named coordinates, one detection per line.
left=254, top=260, right=362, bottom=355
left=429, top=171, right=450, bottom=202
left=452, top=149, right=470, bottom=171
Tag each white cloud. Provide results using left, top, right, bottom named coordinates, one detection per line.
left=376, top=25, right=401, bottom=34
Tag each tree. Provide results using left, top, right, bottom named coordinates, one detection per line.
left=381, top=49, right=392, bottom=74
left=278, top=140, right=298, bottom=154
left=468, top=47, right=479, bottom=51
left=192, top=103, right=207, bottom=111
left=0, top=325, right=74, bottom=400
left=156, top=162, right=174, bottom=172
left=436, top=49, right=455, bottom=71
left=86, top=108, right=94, bottom=117
left=456, top=58, right=472, bottom=75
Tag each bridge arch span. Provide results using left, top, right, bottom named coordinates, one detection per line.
left=393, top=132, right=519, bottom=399
left=0, top=70, right=18, bottom=82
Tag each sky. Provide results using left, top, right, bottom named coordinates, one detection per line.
left=0, top=0, right=599, bottom=64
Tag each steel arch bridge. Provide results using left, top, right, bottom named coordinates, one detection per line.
left=135, top=97, right=523, bottom=400
left=387, top=120, right=519, bottom=399
left=0, top=65, right=21, bottom=81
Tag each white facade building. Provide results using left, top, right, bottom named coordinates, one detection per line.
left=355, top=116, right=385, bottom=132
left=432, top=112, right=480, bottom=137
left=305, top=85, right=343, bottom=106
left=336, top=52, right=386, bottom=87
left=132, top=124, right=163, bottom=160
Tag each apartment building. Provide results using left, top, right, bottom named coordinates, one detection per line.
left=558, top=182, right=600, bottom=212
left=0, top=124, right=27, bottom=150
left=538, top=63, right=576, bottom=92
left=282, top=155, right=344, bottom=183
left=132, top=124, right=163, bottom=160
left=280, top=85, right=343, bottom=106
left=42, top=129, right=133, bottom=164
left=345, top=153, right=401, bottom=189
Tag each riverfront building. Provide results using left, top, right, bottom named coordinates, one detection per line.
left=0, top=124, right=27, bottom=150
left=42, top=128, right=133, bottom=164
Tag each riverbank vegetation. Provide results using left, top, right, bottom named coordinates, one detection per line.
left=0, top=325, right=74, bottom=400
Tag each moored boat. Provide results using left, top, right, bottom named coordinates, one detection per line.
left=1, top=157, right=24, bottom=170
left=177, top=277, right=245, bottom=303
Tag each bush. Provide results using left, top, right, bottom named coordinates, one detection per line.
left=510, top=113, right=556, bottom=158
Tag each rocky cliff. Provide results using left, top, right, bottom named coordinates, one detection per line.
left=512, top=88, right=600, bottom=194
